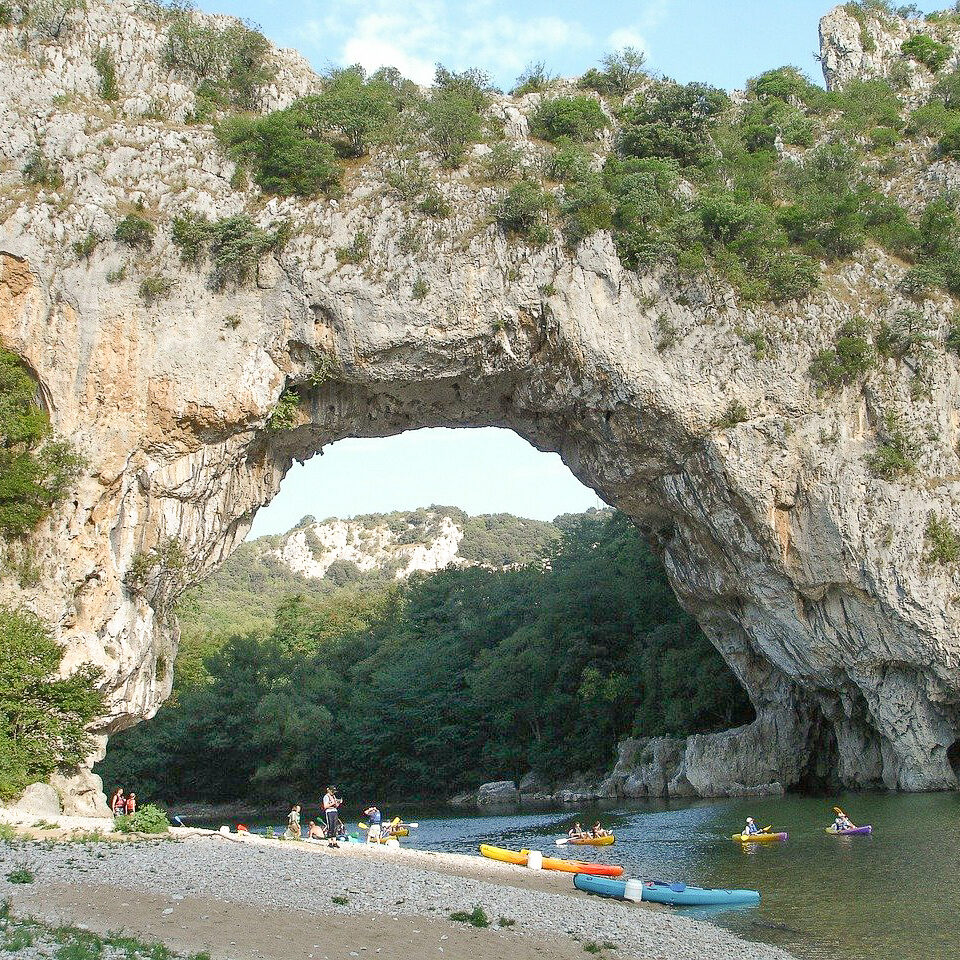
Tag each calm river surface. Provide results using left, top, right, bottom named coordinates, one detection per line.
left=193, top=792, right=960, bottom=960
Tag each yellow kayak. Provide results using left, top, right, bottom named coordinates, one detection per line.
left=732, top=831, right=788, bottom=843
left=566, top=834, right=615, bottom=847
left=480, top=843, right=526, bottom=865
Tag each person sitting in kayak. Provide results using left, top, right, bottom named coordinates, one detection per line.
left=568, top=822, right=585, bottom=838
left=590, top=821, right=608, bottom=838
left=832, top=813, right=855, bottom=831
left=743, top=817, right=760, bottom=836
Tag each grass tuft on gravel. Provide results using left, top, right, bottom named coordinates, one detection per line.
left=449, top=906, right=490, bottom=928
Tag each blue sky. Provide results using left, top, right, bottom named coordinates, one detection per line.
left=248, top=429, right=605, bottom=536
left=232, top=0, right=941, bottom=534
left=194, top=0, right=944, bottom=91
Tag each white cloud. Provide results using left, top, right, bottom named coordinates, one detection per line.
left=606, top=27, right=649, bottom=56
left=289, top=0, right=590, bottom=87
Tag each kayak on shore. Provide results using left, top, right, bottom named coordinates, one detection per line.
left=826, top=824, right=873, bottom=836
left=561, top=835, right=615, bottom=847
left=479, top=844, right=624, bottom=877
left=732, top=831, right=788, bottom=844
left=573, top=873, right=760, bottom=907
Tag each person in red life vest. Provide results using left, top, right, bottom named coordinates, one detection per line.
left=124, top=793, right=137, bottom=815
left=110, top=789, right=125, bottom=817
left=322, top=786, right=342, bottom=849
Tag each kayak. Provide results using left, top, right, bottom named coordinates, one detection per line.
left=565, top=835, right=615, bottom=847
left=573, top=874, right=760, bottom=907
left=480, top=843, right=526, bottom=865
left=480, top=845, right=623, bottom=877
left=826, top=825, right=872, bottom=836
left=732, top=831, right=787, bottom=844
left=520, top=849, right=623, bottom=877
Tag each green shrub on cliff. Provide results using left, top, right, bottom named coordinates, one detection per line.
left=530, top=96, right=607, bottom=143
left=0, top=348, right=82, bottom=540
left=217, top=110, right=343, bottom=197
left=164, top=11, right=274, bottom=112
left=0, top=606, right=104, bottom=802
left=115, top=214, right=155, bottom=249
left=809, top=319, right=876, bottom=391
left=902, top=34, right=952, bottom=72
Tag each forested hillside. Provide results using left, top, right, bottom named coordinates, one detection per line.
left=98, top=510, right=752, bottom=804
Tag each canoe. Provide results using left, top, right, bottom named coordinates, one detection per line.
left=573, top=874, right=760, bottom=907
left=480, top=845, right=623, bottom=877
left=480, top=843, right=526, bottom=865
left=520, top=849, right=623, bottom=877
left=566, top=835, right=615, bottom=846
left=826, top=825, right=872, bottom=836
left=732, top=831, right=787, bottom=844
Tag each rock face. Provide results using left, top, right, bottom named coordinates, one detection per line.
left=476, top=781, right=521, bottom=805
left=1, top=0, right=960, bottom=808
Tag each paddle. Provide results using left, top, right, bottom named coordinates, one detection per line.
left=555, top=838, right=570, bottom=846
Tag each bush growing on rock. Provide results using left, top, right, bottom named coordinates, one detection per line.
left=808, top=319, right=875, bottom=391
left=208, top=215, right=288, bottom=288
left=21, top=149, right=62, bottom=189
left=511, top=60, right=554, bottom=96
left=578, top=47, right=647, bottom=97
left=530, top=95, right=607, bottom=143
left=27, top=0, right=83, bottom=40
left=93, top=46, right=119, bottom=101
left=0, top=606, right=104, bottom=802
left=164, top=11, right=275, bottom=111
left=0, top=348, right=83, bottom=539
left=433, top=64, right=494, bottom=112
left=495, top=180, right=554, bottom=243
left=138, top=275, right=174, bottom=305
left=924, top=512, right=960, bottom=564
left=296, top=66, right=402, bottom=157
left=901, top=34, right=952, bottom=72
left=421, top=90, right=484, bottom=168
left=561, top=175, right=614, bottom=246
left=866, top=411, right=919, bottom=480
left=171, top=210, right=212, bottom=263
left=217, top=110, right=343, bottom=197
left=115, top=214, right=156, bottom=248
left=617, top=81, right=729, bottom=166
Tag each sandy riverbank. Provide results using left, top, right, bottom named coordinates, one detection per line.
left=0, top=828, right=793, bottom=960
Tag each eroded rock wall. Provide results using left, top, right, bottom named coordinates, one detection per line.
left=1, top=0, right=960, bottom=807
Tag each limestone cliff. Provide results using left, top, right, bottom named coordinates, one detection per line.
left=2, top=0, right=960, bottom=812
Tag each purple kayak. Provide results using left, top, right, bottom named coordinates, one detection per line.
left=826, top=825, right=873, bottom=836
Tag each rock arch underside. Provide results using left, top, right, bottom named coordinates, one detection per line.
left=2, top=0, right=960, bottom=814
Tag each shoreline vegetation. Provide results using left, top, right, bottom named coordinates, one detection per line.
left=0, top=824, right=791, bottom=960
left=98, top=511, right=752, bottom=809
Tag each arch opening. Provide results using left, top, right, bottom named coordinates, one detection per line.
left=96, top=425, right=760, bottom=807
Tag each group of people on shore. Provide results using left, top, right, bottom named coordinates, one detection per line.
left=567, top=820, right=610, bottom=839
left=109, top=788, right=137, bottom=817
left=284, top=785, right=345, bottom=847
left=284, top=788, right=406, bottom=847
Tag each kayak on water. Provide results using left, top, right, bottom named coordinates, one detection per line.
left=826, top=825, right=873, bottom=836
left=732, top=831, right=788, bottom=844
left=573, top=873, right=760, bottom=907
left=479, top=844, right=624, bottom=877
left=564, top=835, right=615, bottom=847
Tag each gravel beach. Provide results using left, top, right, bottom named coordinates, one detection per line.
left=0, top=827, right=795, bottom=960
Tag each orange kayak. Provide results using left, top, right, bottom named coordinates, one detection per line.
left=480, top=845, right=622, bottom=877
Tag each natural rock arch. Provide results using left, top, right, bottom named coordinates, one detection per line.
left=1, top=0, right=959, bottom=812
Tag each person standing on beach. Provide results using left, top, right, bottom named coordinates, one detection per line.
left=364, top=805, right=382, bottom=843
left=287, top=804, right=302, bottom=839
left=322, top=786, right=342, bottom=848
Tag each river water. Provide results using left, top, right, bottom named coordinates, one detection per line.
left=192, top=792, right=960, bottom=960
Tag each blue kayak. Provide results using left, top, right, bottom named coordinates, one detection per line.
left=574, top=873, right=760, bottom=907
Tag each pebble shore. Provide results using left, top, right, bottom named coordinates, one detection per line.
left=0, top=829, right=794, bottom=960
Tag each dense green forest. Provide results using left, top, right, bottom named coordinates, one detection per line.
left=98, top=511, right=753, bottom=804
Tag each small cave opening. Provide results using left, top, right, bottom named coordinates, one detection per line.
left=948, top=739, right=960, bottom=780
